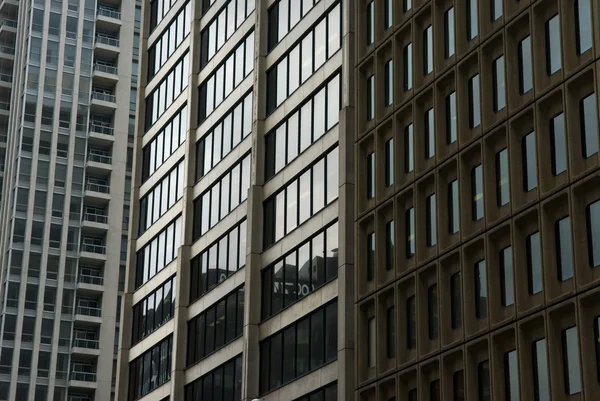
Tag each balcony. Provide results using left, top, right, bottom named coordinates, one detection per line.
left=0, top=71, right=11, bottom=88
left=78, top=273, right=104, bottom=286
left=0, top=18, right=16, bottom=35
left=93, top=63, right=118, bottom=85
left=0, top=0, right=19, bottom=13
left=97, top=5, right=122, bottom=31
left=79, top=237, right=107, bottom=263
left=94, top=34, right=120, bottom=58
left=69, top=369, right=98, bottom=390
left=0, top=44, right=14, bottom=60
left=0, top=101, right=9, bottom=116
left=82, top=209, right=109, bottom=234
left=84, top=179, right=110, bottom=202
left=86, top=150, right=113, bottom=178
left=90, top=91, right=116, bottom=112
left=74, top=303, right=102, bottom=325
left=88, top=122, right=115, bottom=146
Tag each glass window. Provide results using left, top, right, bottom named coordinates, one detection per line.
left=450, top=272, right=461, bottom=329
left=428, top=284, right=438, bottom=340
left=533, top=339, right=550, bottom=401
left=426, top=194, right=437, bottom=247
left=523, top=131, right=537, bottom=191
left=496, top=148, right=510, bottom=207
left=595, top=317, right=600, bottom=382
left=467, top=0, right=478, bottom=40
left=562, top=326, right=582, bottom=395
left=499, top=246, right=515, bottom=306
left=367, top=152, right=375, bottom=199
left=587, top=200, right=600, bottom=268
left=493, top=56, right=506, bottom=112
left=444, top=8, right=455, bottom=58
left=385, top=60, right=393, bottom=106
left=367, top=75, right=375, bottom=121
left=384, top=0, right=392, bottom=29
left=468, top=74, right=481, bottom=128
left=368, top=317, right=376, bottom=367
left=386, top=306, right=395, bottom=359
left=505, top=350, right=519, bottom=401
left=403, top=0, right=411, bottom=12
left=424, top=26, right=433, bottom=75
left=385, top=139, right=394, bottom=187
left=385, top=220, right=394, bottom=271
left=328, top=4, right=341, bottom=58
left=474, top=260, right=487, bottom=319
left=367, top=232, right=375, bottom=281
left=407, top=295, right=416, bottom=349
left=478, top=361, right=490, bottom=401
left=446, top=91, right=457, bottom=144
left=518, top=36, right=533, bottom=94
left=556, top=217, right=573, bottom=281
left=366, top=2, right=374, bottom=46
left=472, top=165, right=484, bottom=221
left=405, top=123, right=414, bottom=173
left=404, top=43, right=413, bottom=91
left=454, top=370, right=465, bottom=401
left=576, top=0, right=593, bottom=55
left=545, top=15, right=561, bottom=76
left=527, top=232, right=543, bottom=295
left=491, top=0, right=502, bottom=21
left=406, top=207, right=415, bottom=257
left=449, top=180, right=459, bottom=234
left=425, top=108, right=435, bottom=159
left=580, top=93, right=599, bottom=158
left=550, top=113, right=567, bottom=175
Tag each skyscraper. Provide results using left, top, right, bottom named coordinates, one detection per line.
left=117, top=0, right=354, bottom=400
left=0, top=0, right=139, bottom=399
left=355, top=0, right=600, bottom=400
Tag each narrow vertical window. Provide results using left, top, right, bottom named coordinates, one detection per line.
left=405, top=123, right=414, bottom=173
left=522, top=131, right=537, bottom=191
left=550, top=113, right=567, bottom=175
left=450, top=272, right=462, bottom=329
left=478, top=361, right=490, bottom=401
left=500, top=246, right=514, bottom=307
left=454, top=370, right=465, bottom=401
left=426, top=194, right=437, bottom=247
left=368, top=316, right=376, bottom=367
left=367, top=232, right=375, bottom=281
left=474, top=260, right=487, bottom=319
left=367, top=75, right=375, bottom=121
left=403, top=0, right=411, bottom=13
left=430, top=379, right=440, bottom=401
left=491, top=0, right=502, bottom=21
left=586, top=200, right=600, bottom=268
left=580, top=93, right=599, bottom=158
left=444, top=8, right=455, bottom=58
left=384, top=0, right=393, bottom=30
left=468, top=74, right=481, bottom=128
left=386, top=306, right=395, bottom=359
left=385, top=220, right=394, bottom=271
left=471, top=164, right=484, bottom=221
left=492, top=56, right=506, bottom=112
left=406, top=295, right=416, bottom=349
left=449, top=179, right=459, bottom=234
left=562, top=326, right=582, bottom=395
left=532, top=339, right=550, bottom=401
left=556, top=216, right=573, bottom=281
left=505, top=350, right=519, bottom=401
left=545, top=15, right=561, bottom=76
left=404, top=43, right=413, bottom=91
left=385, top=60, right=393, bottom=107
left=496, top=148, right=510, bottom=207
left=446, top=91, right=457, bottom=144
left=385, top=139, right=394, bottom=187
left=425, top=108, right=435, bottom=159
left=594, top=316, right=600, bottom=381
left=424, top=26, right=433, bottom=75
left=575, top=0, right=593, bottom=55
left=406, top=207, right=415, bottom=258
left=526, top=232, right=543, bottom=295
left=366, top=2, right=374, bottom=46
left=428, top=284, right=438, bottom=340
left=518, top=36, right=533, bottom=94
left=467, top=0, right=478, bottom=40
left=367, top=152, right=375, bottom=199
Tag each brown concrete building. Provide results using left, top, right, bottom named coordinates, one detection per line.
left=354, top=0, right=600, bottom=400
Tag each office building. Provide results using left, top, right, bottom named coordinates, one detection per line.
left=117, top=0, right=354, bottom=400
left=355, top=0, right=600, bottom=400
left=0, top=0, right=139, bottom=399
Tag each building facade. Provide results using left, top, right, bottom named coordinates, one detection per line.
left=355, top=0, right=600, bottom=400
left=117, top=0, right=354, bottom=400
left=0, top=0, right=139, bottom=399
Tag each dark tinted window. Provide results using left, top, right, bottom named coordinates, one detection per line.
left=468, top=74, right=480, bottom=128
left=532, top=339, right=550, bottom=401
left=550, top=113, right=567, bottom=175
left=588, top=200, right=600, bottom=268
left=385, top=139, right=394, bottom=186
left=385, top=220, right=394, bottom=271
left=474, top=260, right=487, bottom=319
left=556, top=217, right=573, bottom=281
left=504, top=350, right=519, bottom=401
left=406, top=207, right=415, bottom=257
left=526, top=232, right=542, bottom=294
left=545, top=15, right=561, bottom=75
left=478, top=360, right=490, bottom=401
left=184, top=355, right=242, bottom=401
left=426, top=194, right=437, bottom=247
left=367, top=152, right=375, bottom=199
left=449, top=180, right=459, bottom=234
left=518, top=36, right=533, bottom=94
left=576, top=0, right=593, bottom=54
left=367, top=232, right=375, bottom=281
left=428, top=284, right=438, bottom=340
left=450, top=272, right=461, bottom=329
left=407, top=295, right=416, bottom=349
left=446, top=92, right=457, bottom=144
left=562, top=326, right=582, bottom=395
left=492, top=56, right=505, bottom=112
left=425, top=108, right=435, bottom=159
left=500, top=246, right=514, bottom=307
left=580, top=93, right=599, bottom=158
left=444, top=8, right=455, bottom=58
left=472, top=165, right=484, bottom=221
left=496, top=148, right=509, bottom=207
left=367, top=75, right=375, bottom=121
left=386, top=306, right=395, bottom=359
left=522, top=131, right=537, bottom=192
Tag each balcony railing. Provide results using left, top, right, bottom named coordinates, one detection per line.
left=80, top=243, right=106, bottom=254
left=72, top=338, right=100, bottom=349
left=0, top=45, right=14, bottom=55
left=78, top=273, right=104, bottom=285
left=89, top=123, right=114, bottom=136
left=83, top=211, right=108, bottom=224
left=87, top=151, right=112, bottom=164
left=0, top=73, right=11, bottom=83
left=0, top=19, right=16, bottom=29
left=93, top=63, right=118, bottom=75
left=0, top=102, right=9, bottom=111
left=85, top=181, right=109, bottom=193
left=76, top=305, right=102, bottom=317
left=95, top=35, right=119, bottom=47
left=70, top=396, right=93, bottom=401
left=70, top=371, right=97, bottom=382
left=97, top=6, right=121, bottom=19
left=91, top=92, right=116, bottom=103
